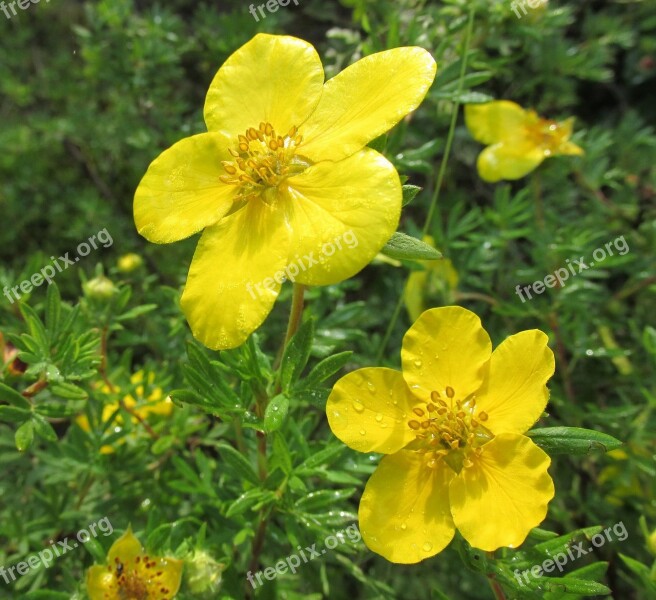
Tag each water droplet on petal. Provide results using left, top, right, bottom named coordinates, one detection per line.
left=413, top=359, right=422, bottom=368
left=401, top=523, right=407, bottom=530
left=423, top=542, right=433, bottom=552
left=375, top=413, right=383, bottom=423
left=367, top=382, right=377, bottom=393
left=359, top=429, right=366, bottom=436
left=352, top=400, right=365, bottom=413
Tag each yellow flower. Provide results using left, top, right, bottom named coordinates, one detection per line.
left=76, top=371, right=172, bottom=453
left=87, top=527, right=183, bottom=600
left=326, top=306, right=555, bottom=563
left=465, top=100, right=583, bottom=182
left=117, top=253, right=144, bottom=273
left=134, top=34, right=436, bottom=350
left=403, top=236, right=457, bottom=322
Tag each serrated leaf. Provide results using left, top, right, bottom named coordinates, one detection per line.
left=527, top=427, right=622, bottom=455
left=281, top=319, right=315, bottom=393
left=381, top=232, right=443, bottom=261
left=264, top=394, right=289, bottom=433
left=15, top=420, right=35, bottom=452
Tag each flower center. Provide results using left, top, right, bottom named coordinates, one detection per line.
left=524, top=112, right=569, bottom=156
left=111, top=556, right=173, bottom=600
left=220, top=122, right=311, bottom=198
left=406, top=386, right=494, bottom=473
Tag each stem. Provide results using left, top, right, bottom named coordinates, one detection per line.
left=283, top=283, right=306, bottom=354
left=376, top=7, right=475, bottom=362
left=485, top=551, right=507, bottom=600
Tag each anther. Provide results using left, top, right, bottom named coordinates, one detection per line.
left=431, top=390, right=441, bottom=401
left=421, top=420, right=430, bottom=429
left=413, top=407, right=425, bottom=417
left=408, top=420, right=421, bottom=430
left=247, top=127, right=259, bottom=140
left=446, top=386, right=455, bottom=398
left=479, top=411, right=489, bottom=421
left=427, top=403, right=437, bottom=412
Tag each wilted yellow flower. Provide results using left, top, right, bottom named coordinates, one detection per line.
left=134, top=33, right=436, bottom=350
left=76, top=371, right=172, bottom=454
left=87, top=527, right=182, bottom=600
left=465, top=101, right=583, bottom=182
left=404, top=236, right=457, bottom=322
left=327, top=306, right=555, bottom=563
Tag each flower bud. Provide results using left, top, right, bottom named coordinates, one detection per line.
left=83, top=276, right=117, bottom=301
left=117, top=253, right=144, bottom=273
left=184, top=550, right=224, bottom=597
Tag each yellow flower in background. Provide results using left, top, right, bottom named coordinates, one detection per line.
left=326, top=306, right=555, bottom=563
left=403, top=236, right=457, bottom=322
left=117, top=253, right=144, bottom=273
left=87, top=527, right=182, bottom=600
left=76, top=371, right=172, bottom=454
left=134, top=34, right=436, bottom=350
left=465, top=100, right=583, bottom=182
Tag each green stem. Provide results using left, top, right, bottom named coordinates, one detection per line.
left=376, top=7, right=475, bottom=362
left=486, top=551, right=507, bottom=600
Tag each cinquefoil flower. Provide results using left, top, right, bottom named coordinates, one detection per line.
left=465, top=100, right=583, bottom=182
left=326, top=306, right=555, bottom=563
left=87, top=527, right=182, bottom=600
left=134, top=34, right=436, bottom=349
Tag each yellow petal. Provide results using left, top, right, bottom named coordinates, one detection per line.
left=475, top=330, right=555, bottom=435
left=464, top=101, right=528, bottom=145
left=558, top=141, right=584, bottom=156
left=327, top=367, right=419, bottom=454
left=359, top=450, right=456, bottom=563
left=401, top=306, right=491, bottom=403
left=449, top=433, right=554, bottom=551
left=476, top=141, right=545, bottom=182
left=283, top=148, right=401, bottom=285
left=204, top=34, right=324, bottom=138
left=180, top=199, right=290, bottom=350
left=108, top=526, right=143, bottom=565
left=134, top=133, right=237, bottom=243
left=147, top=557, right=184, bottom=598
left=300, top=47, right=436, bottom=162
left=404, top=269, right=429, bottom=323
left=86, top=565, right=116, bottom=600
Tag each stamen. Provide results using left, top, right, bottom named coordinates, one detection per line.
left=446, top=386, right=455, bottom=398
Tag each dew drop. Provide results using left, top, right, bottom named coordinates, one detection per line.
left=423, top=542, right=433, bottom=552
left=401, top=523, right=407, bottom=530
left=359, top=429, right=366, bottom=436
left=413, top=359, right=422, bottom=368
left=375, top=413, right=383, bottom=423
left=367, top=382, right=377, bottom=393
left=352, top=400, right=365, bottom=413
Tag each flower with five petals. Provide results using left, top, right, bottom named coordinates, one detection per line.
left=86, top=527, right=183, bottom=600
left=465, top=100, right=583, bottom=182
left=326, top=306, right=556, bottom=563
left=134, top=34, right=436, bottom=349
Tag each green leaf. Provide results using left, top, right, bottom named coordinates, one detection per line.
left=15, top=420, right=35, bottom=452
left=264, top=394, right=289, bottom=433
left=216, top=442, right=260, bottom=485
left=527, top=427, right=622, bottom=455
left=544, top=577, right=611, bottom=595
left=226, top=489, right=275, bottom=518
left=402, top=185, right=421, bottom=207
left=296, top=488, right=357, bottom=512
left=0, top=405, right=32, bottom=423
left=32, top=414, right=58, bottom=441
left=45, top=283, right=61, bottom=336
left=281, top=318, right=315, bottom=394
left=381, top=232, right=442, bottom=261
left=116, top=304, right=158, bottom=321
left=296, top=444, right=345, bottom=472
left=50, top=382, right=88, bottom=400
left=303, top=351, right=353, bottom=388
left=0, top=382, right=32, bottom=409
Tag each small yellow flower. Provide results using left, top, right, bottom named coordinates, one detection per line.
left=326, top=306, right=556, bottom=563
left=465, top=100, right=583, bottom=182
left=134, top=34, right=436, bottom=350
left=86, top=527, right=183, bottom=600
left=403, top=236, right=457, bottom=322
left=76, top=371, right=172, bottom=453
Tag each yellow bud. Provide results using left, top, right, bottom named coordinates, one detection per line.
left=117, top=253, right=143, bottom=273
left=184, top=550, right=224, bottom=597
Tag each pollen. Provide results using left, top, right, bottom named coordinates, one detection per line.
left=219, top=121, right=312, bottom=198
left=406, top=387, right=494, bottom=474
